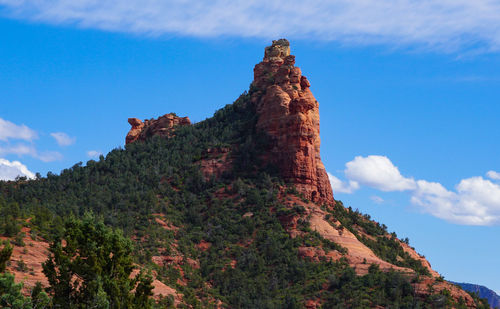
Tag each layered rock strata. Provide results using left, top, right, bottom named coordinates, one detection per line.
left=126, top=113, right=191, bottom=144
left=251, top=39, right=334, bottom=205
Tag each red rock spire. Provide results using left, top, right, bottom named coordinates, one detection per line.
left=251, top=39, right=334, bottom=205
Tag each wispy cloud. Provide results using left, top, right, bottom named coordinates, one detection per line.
left=370, top=195, right=384, bottom=204
left=37, top=151, right=63, bottom=162
left=330, top=155, right=500, bottom=226
left=0, top=118, right=65, bottom=162
left=51, top=132, right=76, bottom=146
left=0, top=117, right=37, bottom=141
left=0, top=143, right=35, bottom=156
left=1, top=0, right=500, bottom=52
left=487, top=170, right=500, bottom=180
left=0, top=158, right=35, bottom=180
left=0, top=144, right=63, bottom=162
left=86, top=150, right=102, bottom=158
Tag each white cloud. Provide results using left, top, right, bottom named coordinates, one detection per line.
left=328, top=172, right=359, bottom=194
left=50, top=132, right=76, bottom=146
left=0, top=118, right=63, bottom=162
left=370, top=195, right=384, bottom=204
left=329, top=155, right=500, bottom=225
left=345, top=155, right=416, bottom=192
left=486, top=170, right=500, bottom=180
left=0, top=158, right=35, bottom=180
left=86, top=150, right=102, bottom=158
left=0, top=144, right=62, bottom=162
left=412, top=178, right=500, bottom=226
left=1, top=0, right=500, bottom=52
left=0, top=144, right=36, bottom=156
left=411, top=180, right=459, bottom=221
left=37, top=151, right=63, bottom=162
left=0, top=118, right=37, bottom=141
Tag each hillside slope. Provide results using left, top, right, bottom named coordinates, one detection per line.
left=452, top=282, right=500, bottom=308
left=0, top=39, right=488, bottom=308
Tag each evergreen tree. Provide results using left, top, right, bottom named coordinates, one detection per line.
left=0, top=272, right=31, bottom=309
left=0, top=241, right=13, bottom=273
left=30, top=282, right=51, bottom=309
left=42, top=213, right=154, bottom=308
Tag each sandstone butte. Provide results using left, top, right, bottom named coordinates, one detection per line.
left=126, top=38, right=333, bottom=207
left=87, top=39, right=474, bottom=306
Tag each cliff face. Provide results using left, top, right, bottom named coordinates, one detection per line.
left=126, top=113, right=191, bottom=144
left=251, top=39, right=334, bottom=206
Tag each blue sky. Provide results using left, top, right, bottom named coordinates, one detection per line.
left=1, top=0, right=500, bottom=294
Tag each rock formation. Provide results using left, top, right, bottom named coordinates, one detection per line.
left=126, top=113, right=191, bottom=144
left=124, top=40, right=333, bottom=206
left=251, top=39, right=334, bottom=205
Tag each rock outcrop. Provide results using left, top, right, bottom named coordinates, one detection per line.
left=126, top=113, right=191, bottom=144
left=124, top=40, right=333, bottom=207
left=251, top=39, right=334, bottom=205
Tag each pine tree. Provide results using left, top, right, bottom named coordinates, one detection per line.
left=42, top=213, right=154, bottom=308
left=0, top=241, right=13, bottom=273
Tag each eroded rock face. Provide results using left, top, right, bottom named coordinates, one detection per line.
left=251, top=39, right=334, bottom=205
left=125, top=113, right=191, bottom=144
left=199, top=147, right=233, bottom=180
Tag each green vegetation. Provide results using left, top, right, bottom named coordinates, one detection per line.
left=0, top=241, right=13, bottom=273
left=328, top=201, right=430, bottom=276
left=42, top=213, right=154, bottom=308
left=0, top=92, right=486, bottom=307
left=0, top=242, right=51, bottom=309
left=467, top=291, right=493, bottom=309
left=0, top=272, right=33, bottom=308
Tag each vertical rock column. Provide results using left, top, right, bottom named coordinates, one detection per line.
left=251, top=39, right=334, bottom=205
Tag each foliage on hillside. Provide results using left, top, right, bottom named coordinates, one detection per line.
left=327, top=201, right=431, bottom=276
left=43, top=213, right=154, bottom=308
left=0, top=92, right=490, bottom=308
left=452, top=281, right=500, bottom=309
